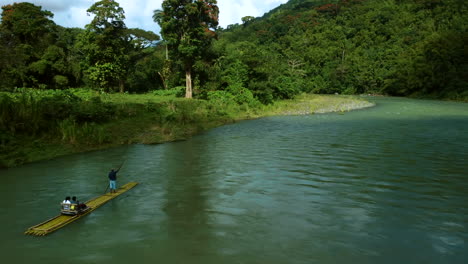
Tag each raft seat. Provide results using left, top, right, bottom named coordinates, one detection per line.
left=61, top=203, right=80, bottom=216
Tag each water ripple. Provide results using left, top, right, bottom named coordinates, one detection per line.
left=1, top=98, right=467, bottom=263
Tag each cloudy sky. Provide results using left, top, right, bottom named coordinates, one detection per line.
left=0, top=0, right=288, bottom=33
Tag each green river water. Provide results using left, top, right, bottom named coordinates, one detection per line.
left=0, top=97, right=467, bottom=264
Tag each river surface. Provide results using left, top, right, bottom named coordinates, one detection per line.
left=0, top=97, right=467, bottom=264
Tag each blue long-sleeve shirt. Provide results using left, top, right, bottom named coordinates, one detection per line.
left=108, top=169, right=118, bottom=181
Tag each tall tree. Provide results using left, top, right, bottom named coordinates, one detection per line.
left=78, top=0, right=128, bottom=92
left=0, top=2, right=57, bottom=89
left=0, top=2, right=54, bottom=45
left=154, top=0, right=219, bottom=98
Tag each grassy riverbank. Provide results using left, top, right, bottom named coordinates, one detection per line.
left=0, top=90, right=373, bottom=168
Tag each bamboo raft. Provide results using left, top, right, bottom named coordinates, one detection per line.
left=25, top=182, right=138, bottom=236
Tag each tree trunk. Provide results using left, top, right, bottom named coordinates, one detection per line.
left=185, top=67, right=192, bottom=98
left=158, top=72, right=167, bottom=90
left=119, top=79, right=125, bottom=93
left=165, top=44, right=169, bottom=60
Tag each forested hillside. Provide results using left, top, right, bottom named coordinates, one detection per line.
left=0, top=0, right=466, bottom=101
left=211, top=0, right=467, bottom=102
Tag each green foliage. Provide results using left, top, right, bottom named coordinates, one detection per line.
left=87, top=63, right=124, bottom=89
left=0, top=89, right=117, bottom=138
left=58, top=119, right=108, bottom=145
left=206, top=91, right=239, bottom=117
left=0, top=4, right=86, bottom=91
left=0, top=3, right=58, bottom=89
left=1, top=88, right=224, bottom=144
left=0, top=3, right=54, bottom=45
left=0, top=94, right=16, bottom=131
left=39, top=91, right=80, bottom=121
left=226, top=83, right=261, bottom=107
left=152, top=87, right=185, bottom=97
left=273, top=76, right=302, bottom=99
left=214, top=0, right=467, bottom=100
left=54, top=75, right=69, bottom=87
left=72, top=96, right=115, bottom=123
left=0, top=0, right=466, bottom=102
left=57, top=118, right=77, bottom=144
left=154, top=0, right=219, bottom=63
left=154, top=0, right=219, bottom=97
left=77, top=0, right=129, bottom=92
left=207, top=90, right=236, bottom=105
left=0, top=2, right=162, bottom=93
left=0, top=90, right=42, bottom=133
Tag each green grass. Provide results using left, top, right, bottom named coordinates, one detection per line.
left=68, top=88, right=184, bottom=104
left=99, top=92, right=183, bottom=104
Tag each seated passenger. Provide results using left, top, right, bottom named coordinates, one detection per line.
left=61, top=196, right=72, bottom=212
left=62, top=196, right=71, bottom=204
left=70, top=197, right=80, bottom=210
left=72, top=196, right=87, bottom=210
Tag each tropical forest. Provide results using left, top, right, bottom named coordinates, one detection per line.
left=1, top=0, right=465, bottom=168
left=1, top=1, right=468, bottom=263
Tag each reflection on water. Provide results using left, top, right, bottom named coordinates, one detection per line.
left=0, top=97, right=467, bottom=264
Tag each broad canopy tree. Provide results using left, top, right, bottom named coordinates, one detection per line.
left=79, top=0, right=160, bottom=93
left=154, top=0, right=219, bottom=98
left=0, top=2, right=54, bottom=45
left=0, top=2, right=59, bottom=89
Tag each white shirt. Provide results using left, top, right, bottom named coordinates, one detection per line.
left=62, top=200, right=71, bottom=204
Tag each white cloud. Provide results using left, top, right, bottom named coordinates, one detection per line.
left=119, top=0, right=162, bottom=32
left=0, top=0, right=94, bottom=12
left=217, top=0, right=288, bottom=27
left=52, top=6, right=93, bottom=29
left=218, top=0, right=259, bottom=28
left=0, top=0, right=289, bottom=32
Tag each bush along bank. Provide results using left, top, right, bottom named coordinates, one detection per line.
left=0, top=89, right=373, bottom=168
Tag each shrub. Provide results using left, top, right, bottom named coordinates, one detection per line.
left=58, top=119, right=108, bottom=145
left=0, top=94, right=14, bottom=131
left=173, top=86, right=186, bottom=97
left=249, top=81, right=274, bottom=104
left=207, top=90, right=236, bottom=105
left=145, top=102, right=171, bottom=122
left=72, top=96, right=115, bottom=123
left=273, top=76, right=302, bottom=99
left=206, top=91, right=240, bottom=117
left=152, top=87, right=183, bottom=97
left=166, top=100, right=205, bottom=124
left=53, top=75, right=69, bottom=87
left=226, top=83, right=261, bottom=107
left=39, top=92, right=79, bottom=121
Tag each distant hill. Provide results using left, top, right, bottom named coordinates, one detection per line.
left=215, top=0, right=467, bottom=101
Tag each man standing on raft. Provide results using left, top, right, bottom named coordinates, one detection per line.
left=108, top=168, right=119, bottom=194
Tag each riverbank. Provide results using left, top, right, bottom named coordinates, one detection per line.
left=0, top=93, right=373, bottom=168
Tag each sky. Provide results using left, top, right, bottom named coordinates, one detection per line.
left=0, top=0, right=289, bottom=33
